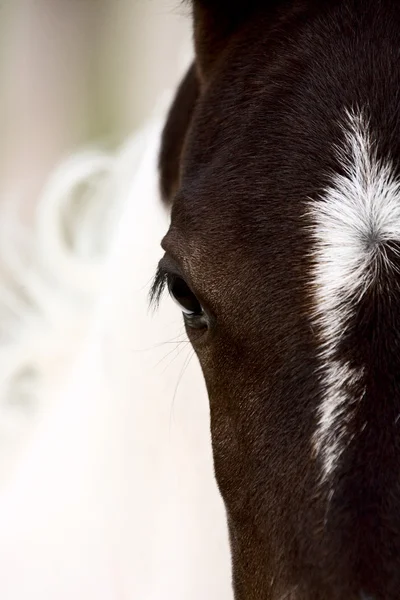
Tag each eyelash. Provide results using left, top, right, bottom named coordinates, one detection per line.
left=149, top=266, right=170, bottom=308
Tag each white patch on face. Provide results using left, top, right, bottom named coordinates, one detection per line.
left=310, top=109, right=400, bottom=480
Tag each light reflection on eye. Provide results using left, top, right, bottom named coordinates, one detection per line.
left=168, top=275, right=208, bottom=328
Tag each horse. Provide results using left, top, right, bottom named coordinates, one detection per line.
left=156, top=1, right=400, bottom=598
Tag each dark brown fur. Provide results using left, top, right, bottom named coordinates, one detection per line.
left=157, top=1, right=400, bottom=598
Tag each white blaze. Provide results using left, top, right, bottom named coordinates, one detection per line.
left=311, top=109, right=400, bottom=479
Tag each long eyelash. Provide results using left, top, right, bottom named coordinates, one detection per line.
left=149, top=267, right=170, bottom=308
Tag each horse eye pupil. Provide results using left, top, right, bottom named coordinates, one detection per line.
left=169, top=277, right=202, bottom=316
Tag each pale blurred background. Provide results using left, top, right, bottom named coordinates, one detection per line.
left=0, top=8, right=234, bottom=597
left=0, top=0, right=192, bottom=483
left=0, top=0, right=191, bottom=223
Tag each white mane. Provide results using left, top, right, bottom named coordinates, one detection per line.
left=0, top=116, right=232, bottom=599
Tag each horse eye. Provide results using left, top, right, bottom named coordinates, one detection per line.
left=168, top=276, right=204, bottom=319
